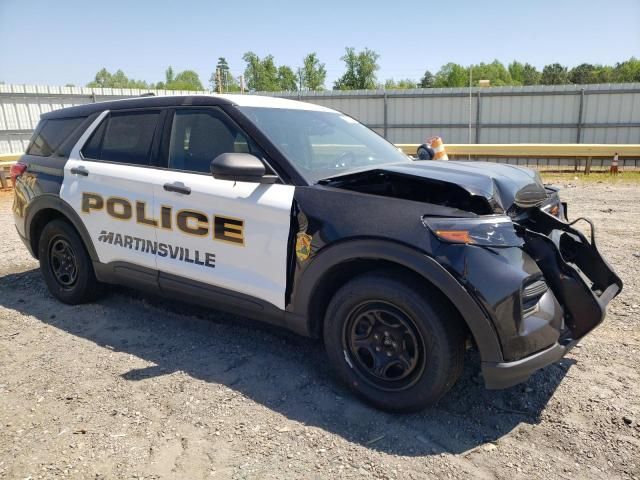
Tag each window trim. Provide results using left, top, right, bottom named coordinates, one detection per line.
left=159, top=106, right=285, bottom=183
left=79, top=107, right=165, bottom=168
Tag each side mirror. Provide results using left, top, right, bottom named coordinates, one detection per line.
left=210, top=153, right=276, bottom=184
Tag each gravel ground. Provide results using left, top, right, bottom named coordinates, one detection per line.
left=0, top=183, right=638, bottom=480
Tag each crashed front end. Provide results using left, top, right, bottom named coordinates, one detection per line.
left=422, top=179, right=622, bottom=388
left=323, top=162, right=622, bottom=388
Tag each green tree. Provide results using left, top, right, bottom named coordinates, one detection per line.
left=277, top=65, right=298, bottom=91
left=165, top=66, right=174, bottom=85
left=384, top=78, right=417, bottom=89
left=471, top=60, right=512, bottom=86
left=521, top=63, right=541, bottom=85
left=334, top=47, right=380, bottom=90
left=593, top=65, right=614, bottom=83
left=509, top=62, right=541, bottom=85
left=242, top=52, right=280, bottom=91
left=163, top=69, right=204, bottom=91
left=433, top=63, right=468, bottom=87
left=541, top=63, right=569, bottom=85
left=87, top=68, right=150, bottom=89
left=569, top=63, right=598, bottom=84
left=87, top=68, right=112, bottom=87
left=300, top=52, right=326, bottom=91
left=418, top=70, right=434, bottom=88
left=508, top=61, right=525, bottom=85
left=612, top=57, right=640, bottom=83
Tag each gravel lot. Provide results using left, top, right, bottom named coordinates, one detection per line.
left=0, top=182, right=638, bottom=480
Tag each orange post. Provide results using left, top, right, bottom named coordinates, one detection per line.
left=610, top=152, right=619, bottom=174
left=428, top=136, right=449, bottom=160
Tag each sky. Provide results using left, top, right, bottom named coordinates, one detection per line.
left=1, top=0, right=639, bottom=89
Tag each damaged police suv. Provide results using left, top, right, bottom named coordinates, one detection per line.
left=13, top=95, right=622, bottom=411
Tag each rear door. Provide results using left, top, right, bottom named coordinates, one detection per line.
left=62, top=109, right=164, bottom=274
left=152, top=107, right=295, bottom=309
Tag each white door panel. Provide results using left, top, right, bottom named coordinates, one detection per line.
left=61, top=160, right=160, bottom=270
left=154, top=172, right=294, bottom=309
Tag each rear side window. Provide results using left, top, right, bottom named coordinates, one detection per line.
left=27, top=117, right=85, bottom=157
left=82, top=111, right=159, bottom=166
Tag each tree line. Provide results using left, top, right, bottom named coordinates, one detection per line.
left=86, top=49, right=640, bottom=92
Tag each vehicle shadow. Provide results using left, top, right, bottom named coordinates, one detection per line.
left=0, top=269, right=573, bottom=456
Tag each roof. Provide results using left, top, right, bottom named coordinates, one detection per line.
left=42, top=94, right=335, bottom=119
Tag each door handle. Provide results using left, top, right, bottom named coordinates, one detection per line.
left=163, top=182, right=191, bottom=195
left=70, top=167, right=89, bottom=176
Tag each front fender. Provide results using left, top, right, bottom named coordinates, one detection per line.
left=291, top=238, right=504, bottom=363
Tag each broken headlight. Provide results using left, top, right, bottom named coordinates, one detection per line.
left=423, top=215, right=524, bottom=247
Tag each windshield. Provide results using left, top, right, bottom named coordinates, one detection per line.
left=238, top=107, right=411, bottom=184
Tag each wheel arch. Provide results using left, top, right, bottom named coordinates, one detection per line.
left=25, top=194, right=98, bottom=262
left=292, top=239, right=504, bottom=363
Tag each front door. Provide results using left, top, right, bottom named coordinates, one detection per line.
left=152, top=107, right=294, bottom=309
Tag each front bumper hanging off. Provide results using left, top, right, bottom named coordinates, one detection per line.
left=482, top=208, right=622, bottom=389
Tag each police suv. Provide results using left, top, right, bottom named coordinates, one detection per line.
left=12, top=95, right=622, bottom=411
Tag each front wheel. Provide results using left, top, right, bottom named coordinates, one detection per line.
left=323, top=272, right=465, bottom=412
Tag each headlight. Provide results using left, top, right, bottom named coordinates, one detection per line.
left=422, top=215, right=524, bottom=247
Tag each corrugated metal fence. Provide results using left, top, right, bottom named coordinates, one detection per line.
left=2, top=82, right=639, bottom=156
left=268, top=83, right=640, bottom=145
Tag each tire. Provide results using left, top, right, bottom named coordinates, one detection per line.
left=38, top=219, right=102, bottom=304
left=323, top=271, right=465, bottom=412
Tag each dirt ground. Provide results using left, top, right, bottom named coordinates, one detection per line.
left=0, top=182, right=638, bottom=480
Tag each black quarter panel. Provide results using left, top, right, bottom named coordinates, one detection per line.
left=13, top=154, right=67, bottom=240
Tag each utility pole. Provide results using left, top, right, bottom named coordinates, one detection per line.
left=239, top=75, right=245, bottom=94
left=216, top=68, right=222, bottom=94
left=468, top=65, right=473, bottom=160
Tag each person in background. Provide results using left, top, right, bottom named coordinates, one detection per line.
left=610, top=152, right=619, bottom=175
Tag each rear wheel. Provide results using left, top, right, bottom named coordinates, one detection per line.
left=38, top=219, right=102, bottom=304
left=323, top=272, right=464, bottom=412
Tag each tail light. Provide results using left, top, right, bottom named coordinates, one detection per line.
left=10, top=162, right=27, bottom=186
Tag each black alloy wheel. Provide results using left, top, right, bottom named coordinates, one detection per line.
left=38, top=219, right=102, bottom=304
left=323, top=271, right=465, bottom=412
left=48, top=237, right=78, bottom=288
left=343, top=301, right=426, bottom=391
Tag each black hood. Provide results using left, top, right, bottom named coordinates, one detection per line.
left=321, top=161, right=549, bottom=213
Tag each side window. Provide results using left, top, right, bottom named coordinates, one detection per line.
left=167, top=109, right=258, bottom=173
left=82, top=119, right=106, bottom=160
left=82, top=111, right=159, bottom=166
left=28, top=117, right=85, bottom=157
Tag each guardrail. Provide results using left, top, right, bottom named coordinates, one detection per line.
left=396, top=143, right=640, bottom=157
left=396, top=144, right=640, bottom=173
